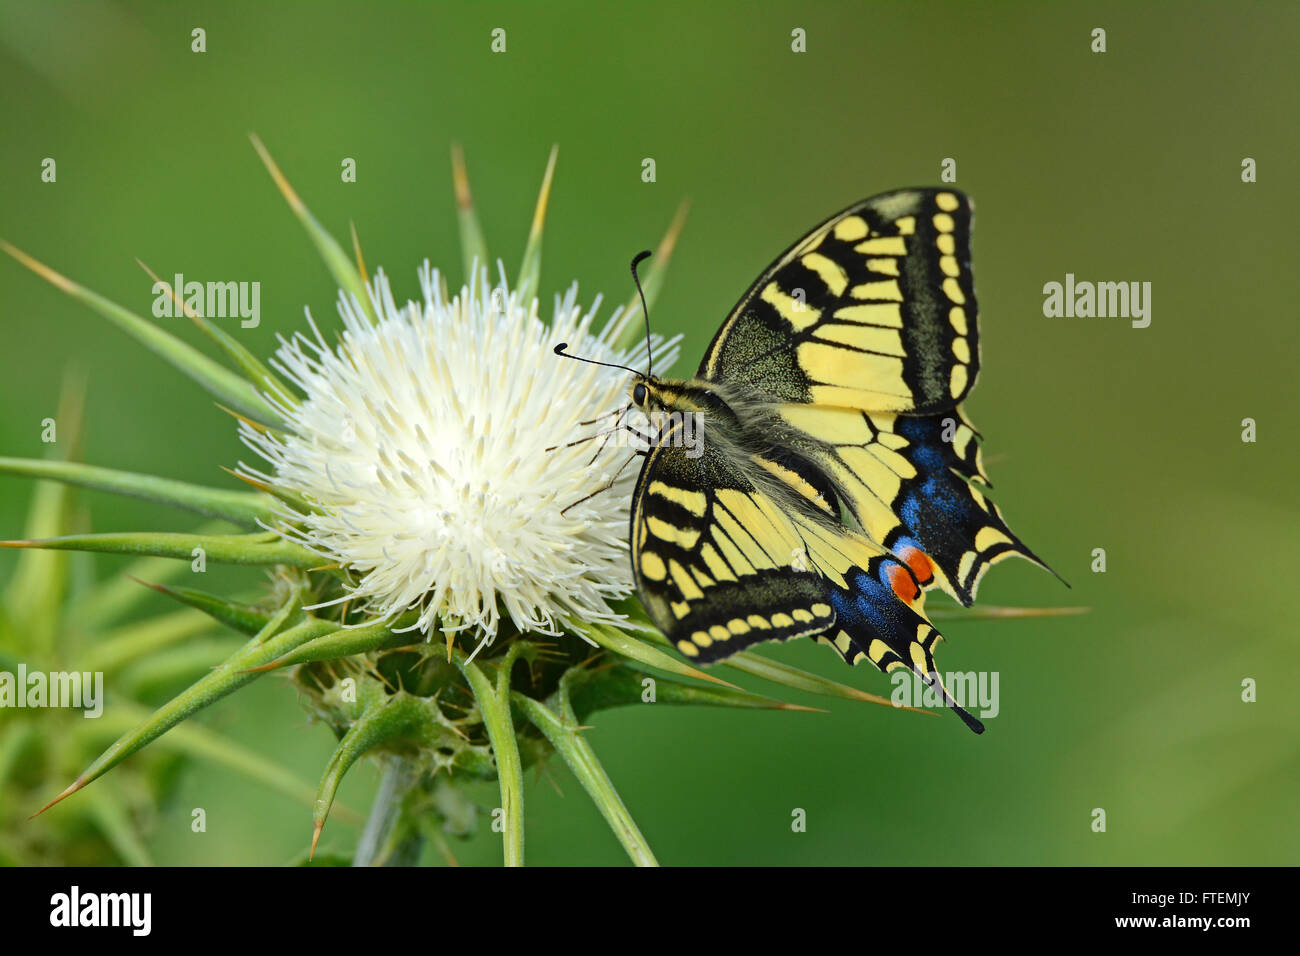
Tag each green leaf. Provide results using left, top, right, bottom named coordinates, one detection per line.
left=0, top=531, right=322, bottom=568
left=0, top=458, right=274, bottom=526
left=3, top=376, right=83, bottom=653
left=925, top=603, right=1090, bottom=621
left=451, top=144, right=489, bottom=282
left=515, top=145, right=557, bottom=306
left=513, top=687, right=657, bottom=867
left=34, top=614, right=333, bottom=815
left=313, top=696, right=432, bottom=858
left=83, top=609, right=215, bottom=673
left=130, top=580, right=273, bottom=636
left=568, top=661, right=823, bottom=719
left=0, top=240, right=279, bottom=424
left=94, top=701, right=336, bottom=816
left=77, top=530, right=231, bottom=630
left=252, top=615, right=417, bottom=671
left=579, top=621, right=742, bottom=691
left=136, top=257, right=296, bottom=409
left=250, top=134, right=378, bottom=327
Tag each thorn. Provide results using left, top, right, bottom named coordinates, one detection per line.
left=896, top=701, right=938, bottom=717
left=528, top=145, right=559, bottom=238
left=0, top=239, right=79, bottom=293
left=220, top=464, right=273, bottom=493
left=310, top=820, right=323, bottom=860
left=249, top=133, right=307, bottom=217
left=434, top=835, right=460, bottom=867
left=30, top=777, right=87, bottom=818
left=125, top=574, right=172, bottom=595
left=683, top=666, right=742, bottom=692
left=215, top=404, right=273, bottom=434
left=774, top=702, right=829, bottom=713
left=237, top=659, right=287, bottom=674
left=136, top=257, right=206, bottom=327
left=656, top=199, right=691, bottom=262
left=349, top=221, right=369, bottom=285
left=450, top=143, right=473, bottom=210
left=973, top=604, right=1090, bottom=620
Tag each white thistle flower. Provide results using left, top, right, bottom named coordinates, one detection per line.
left=238, top=262, right=677, bottom=654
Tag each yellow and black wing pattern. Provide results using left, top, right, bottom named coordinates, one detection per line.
left=631, top=430, right=987, bottom=733
left=704, top=188, right=1051, bottom=606
left=700, top=188, right=979, bottom=413
left=630, top=188, right=1054, bottom=733
left=771, top=401, right=1050, bottom=607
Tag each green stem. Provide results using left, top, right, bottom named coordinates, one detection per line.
left=353, top=757, right=423, bottom=867
left=453, top=651, right=525, bottom=866
left=512, top=691, right=658, bottom=867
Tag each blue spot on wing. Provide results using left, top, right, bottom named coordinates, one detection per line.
left=825, top=563, right=986, bottom=733
left=886, top=414, right=1038, bottom=604
left=826, top=565, right=913, bottom=660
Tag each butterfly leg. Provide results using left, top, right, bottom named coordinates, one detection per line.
left=580, top=406, right=657, bottom=467
left=575, top=402, right=632, bottom=428
left=560, top=449, right=645, bottom=515
left=545, top=404, right=636, bottom=466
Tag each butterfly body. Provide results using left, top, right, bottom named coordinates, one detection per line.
left=626, top=188, right=1055, bottom=733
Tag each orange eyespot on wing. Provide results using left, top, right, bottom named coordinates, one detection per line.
left=898, top=546, right=934, bottom=588
left=886, top=562, right=920, bottom=605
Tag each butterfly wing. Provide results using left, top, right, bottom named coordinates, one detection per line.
left=771, top=403, right=1052, bottom=605
left=700, top=188, right=979, bottom=414
left=630, top=424, right=985, bottom=732
left=699, top=187, right=1052, bottom=603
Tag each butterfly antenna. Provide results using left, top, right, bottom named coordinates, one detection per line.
left=552, top=343, right=642, bottom=377
left=630, top=249, right=653, bottom=376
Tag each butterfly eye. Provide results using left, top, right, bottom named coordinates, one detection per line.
left=633, top=383, right=647, bottom=406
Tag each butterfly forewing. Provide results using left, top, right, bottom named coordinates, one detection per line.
left=701, top=189, right=978, bottom=414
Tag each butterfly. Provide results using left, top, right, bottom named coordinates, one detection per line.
left=567, top=189, right=1055, bottom=733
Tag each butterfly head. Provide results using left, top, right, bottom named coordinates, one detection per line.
left=629, top=375, right=701, bottom=415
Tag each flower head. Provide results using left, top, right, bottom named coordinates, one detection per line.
left=240, top=264, right=670, bottom=652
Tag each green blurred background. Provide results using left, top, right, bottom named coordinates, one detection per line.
left=1, top=1, right=1296, bottom=865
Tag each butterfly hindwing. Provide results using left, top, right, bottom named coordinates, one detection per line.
left=769, top=402, right=1050, bottom=605
left=631, top=430, right=984, bottom=731
left=700, top=188, right=979, bottom=414
left=630, top=431, right=834, bottom=660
